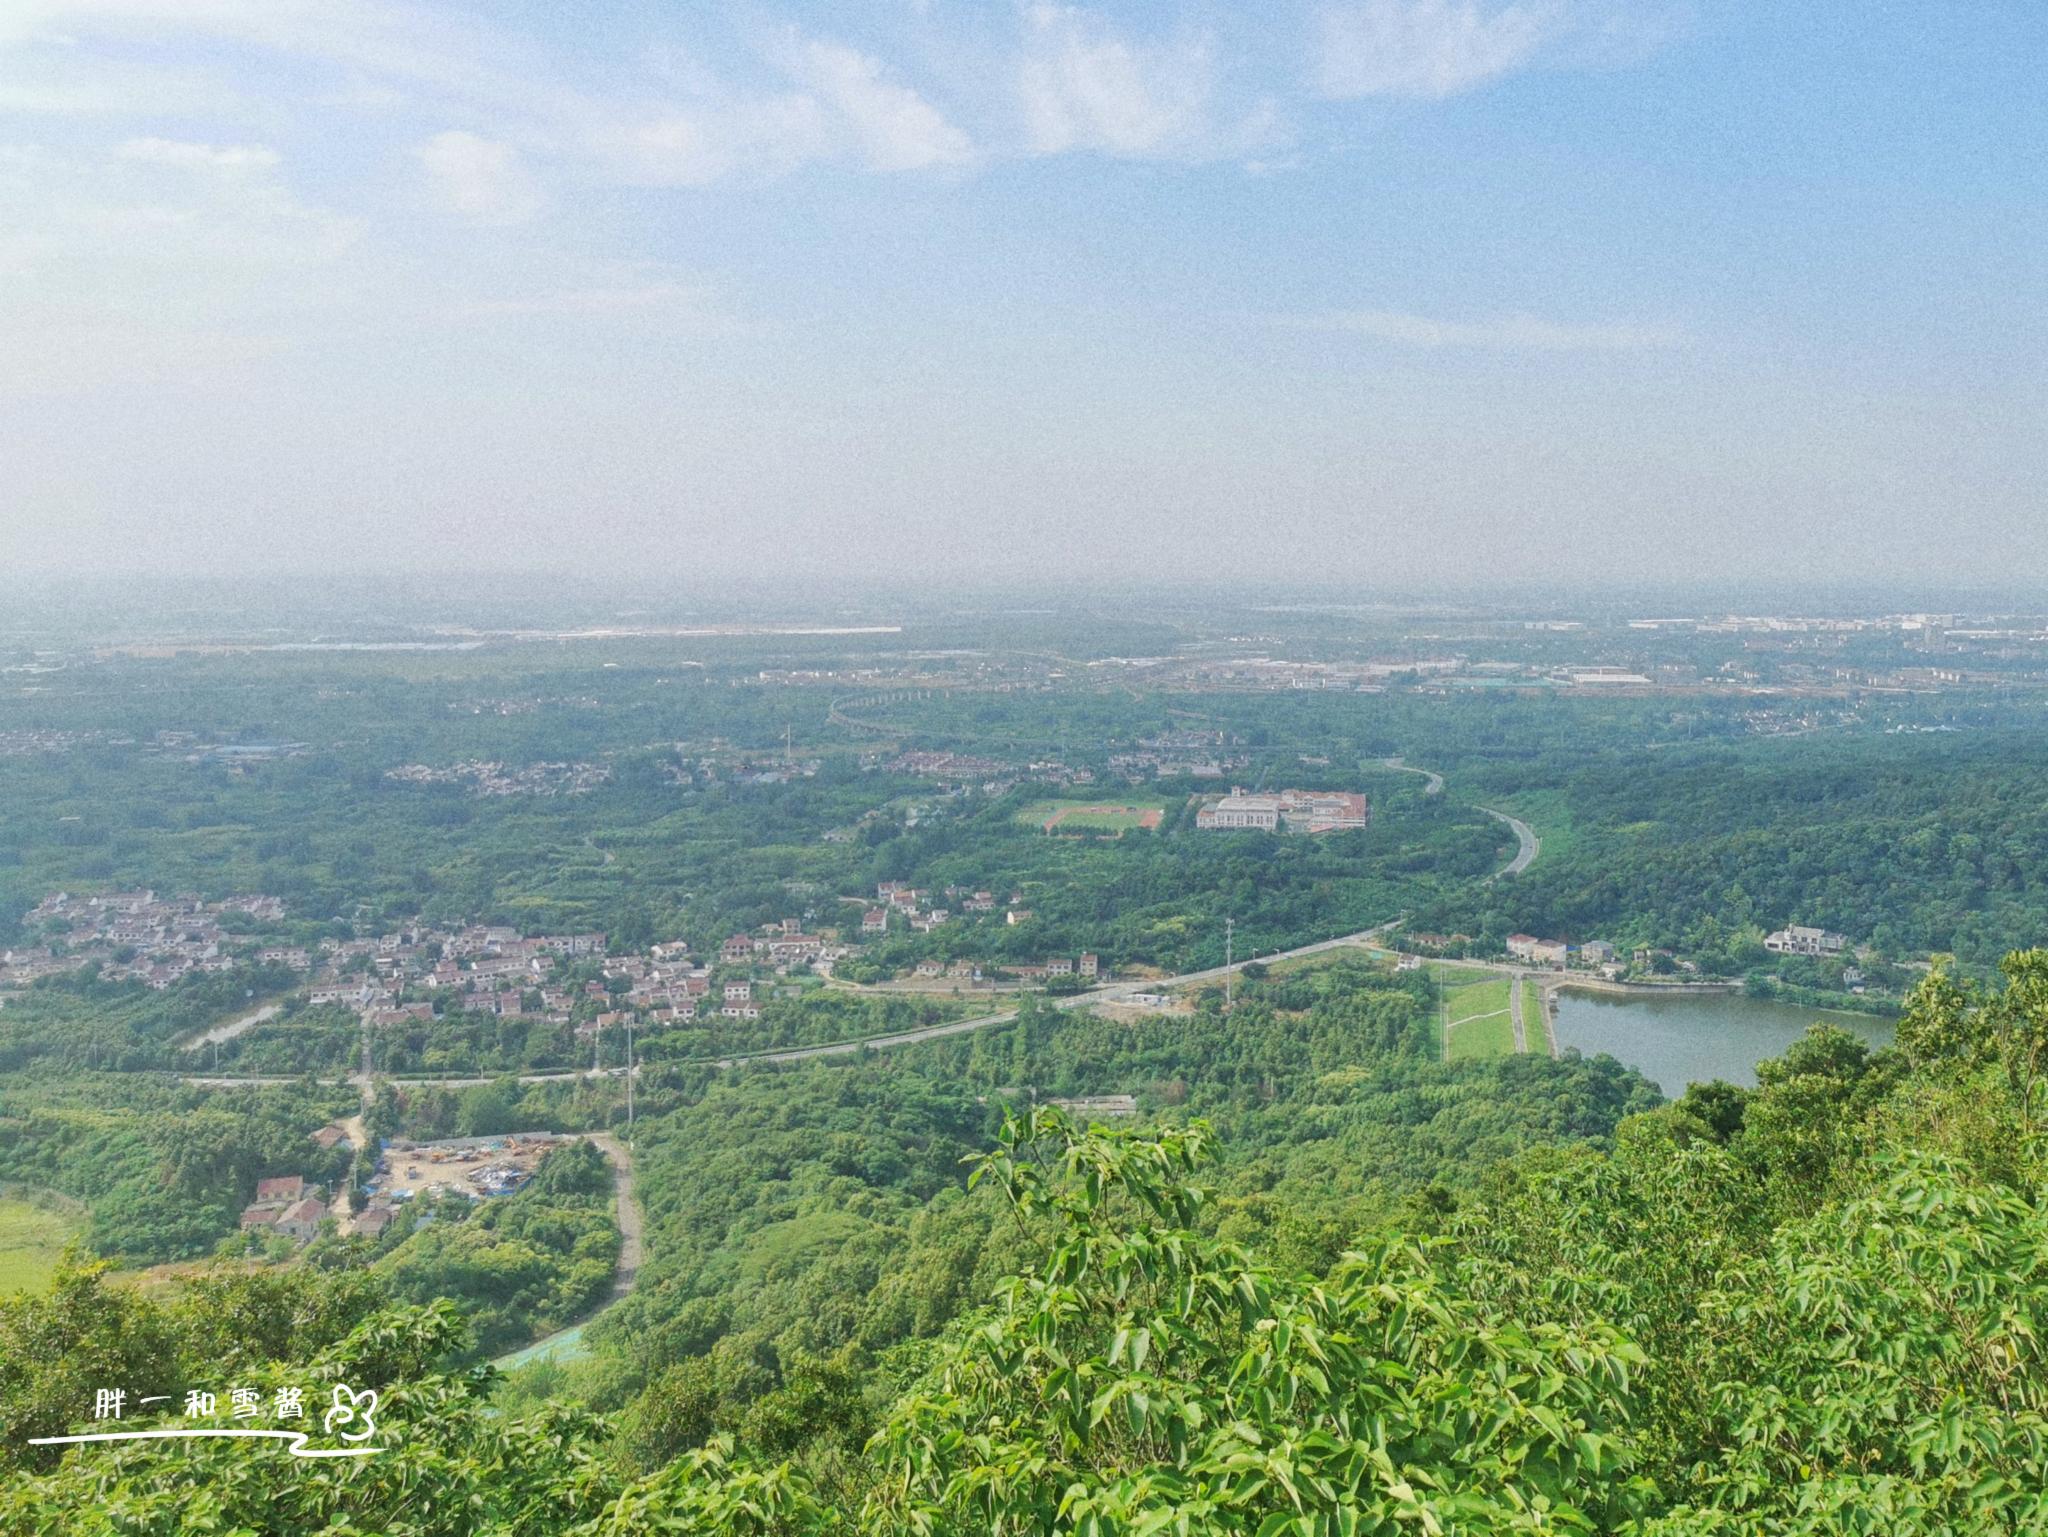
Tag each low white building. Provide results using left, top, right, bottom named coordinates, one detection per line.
left=1507, top=934, right=1569, bottom=967
left=1765, top=926, right=1847, bottom=957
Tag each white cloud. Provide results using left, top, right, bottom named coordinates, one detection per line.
left=116, top=137, right=281, bottom=172
left=0, top=141, right=363, bottom=398
left=590, top=34, right=973, bottom=186
left=591, top=96, right=830, bottom=188
left=454, top=280, right=711, bottom=320
left=1018, top=3, right=1218, bottom=158
left=417, top=130, right=545, bottom=223
left=1315, top=0, right=1562, bottom=99
left=1310, top=308, right=1688, bottom=350
left=785, top=38, right=973, bottom=172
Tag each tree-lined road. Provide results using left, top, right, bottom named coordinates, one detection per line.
left=1480, top=807, right=1539, bottom=877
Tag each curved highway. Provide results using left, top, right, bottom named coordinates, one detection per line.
left=1479, top=807, right=1538, bottom=877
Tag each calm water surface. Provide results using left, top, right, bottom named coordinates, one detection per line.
left=1551, top=990, right=1896, bottom=1096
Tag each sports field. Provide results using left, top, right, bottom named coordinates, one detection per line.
left=1442, top=977, right=1516, bottom=1060
left=1018, top=798, right=1169, bottom=835
left=0, top=1195, right=80, bottom=1294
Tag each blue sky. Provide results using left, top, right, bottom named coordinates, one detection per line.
left=2, top=1, right=2042, bottom=587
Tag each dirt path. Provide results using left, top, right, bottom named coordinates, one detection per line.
left=586, top=1133, right=641, bottom=1301
left=1508, top=972, right=1528, bottom=1052
left=331, top=1113, right=373, bottom=1236
left=180, top=1001, right=280, bottom=1051
left=489, top=1132, right=642, bottom=1370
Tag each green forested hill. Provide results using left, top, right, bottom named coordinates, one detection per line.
left=574, top=963, right=1658, bottom=1429
left=1418, top=734, right=2048, bottom=966
left=5, top=955, right=2045, bottom=1532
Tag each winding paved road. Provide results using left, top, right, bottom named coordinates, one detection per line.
left=1379, top=757, right=1445, bottom=795
left=1480, top=807, right=1539, bottom=877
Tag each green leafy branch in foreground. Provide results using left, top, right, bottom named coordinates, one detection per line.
left=870, top=1104, right=1655, bottom=1536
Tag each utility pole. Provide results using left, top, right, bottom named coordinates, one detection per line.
left=625, top=1020, right=635, bottom=1144
left=1224, top=917, right=1235, bottom=1011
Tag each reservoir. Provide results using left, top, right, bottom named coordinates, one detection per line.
left=1551, top=989, right=1896, bottom=1097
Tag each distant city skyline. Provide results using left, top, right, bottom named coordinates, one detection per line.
left=2, top=1, right=2043, bottom=584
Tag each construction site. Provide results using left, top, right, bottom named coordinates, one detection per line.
left=367, top=1132, right=577, bottom=1203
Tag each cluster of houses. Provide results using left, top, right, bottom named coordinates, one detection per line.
left=383, top=759, right=613, bottom=796
left=862, top=880, right=1035, bottom=937
left=1501, top=927, right=1859, bottom=979
left=238, top=1174, right=333, bottom=1245
left=1195, top=787, right=1370, bottom=834
left=305, top=925, right=610, bottom=1028
left=5, top=889, right=287, bottom=991
left=243, top=1123, right=400, bottom=1244
left=880, top=749, right=1096, bottom=791
left=11, top=874, right=1115, bottom=1037
left=885, top=751, right=1017, bottom=787
left=1506, top=934, right=1620, bottom=972
left=306, top=921, right=838, bottom=1038
left=910, top=952, right=1103, bottom=984
left=244, top=1124, right=564, bottom=1248
left=860, top=883, right=1093, bottom=980
left=1109, top=730, right=1248, bottom=782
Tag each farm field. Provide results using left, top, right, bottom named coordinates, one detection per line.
left=1017, top=796, right=1172, bottom=835
left=1443, top=978, right=1515, bottom=1060
left=0, top=1194, right=80, bottom=1294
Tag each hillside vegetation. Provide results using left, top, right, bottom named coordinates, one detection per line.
left=1, top=953, right=2043, bottom=1533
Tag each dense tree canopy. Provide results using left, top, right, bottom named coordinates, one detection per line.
left=1, top=958, right=2040, bottom=1531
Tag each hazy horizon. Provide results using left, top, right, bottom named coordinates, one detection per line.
left=4, top=1, right=2043, bottom=585
left=8, top=571, right=2048, bottom=647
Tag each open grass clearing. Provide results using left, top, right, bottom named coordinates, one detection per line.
left=1446, top=1009, right=1516, bottom=1060
left=1443, top=978, right=1511, bottom=1024
left=0, top=1194, right=82, bottom=1295
left=1442, top=976, right=1515, bottom=1060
